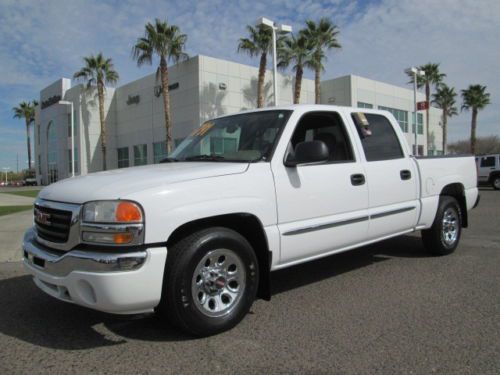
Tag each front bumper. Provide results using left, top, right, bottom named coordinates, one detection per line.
left=22, top=228, right=167, bottom=314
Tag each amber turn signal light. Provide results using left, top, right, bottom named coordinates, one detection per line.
left=115, top=201, right=143, bottom=222
left=114, top=232, right=134, bottom=244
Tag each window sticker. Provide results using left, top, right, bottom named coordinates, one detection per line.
left=353, top=112, right=372, bottom=137
left=192, top=122, right=215, bottom=137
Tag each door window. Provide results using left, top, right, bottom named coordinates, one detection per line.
left=480, top=156, right=495, bottom=167
left=289, top=111, right=354, bottom=163
left=352, top=113, right=404, bottom=162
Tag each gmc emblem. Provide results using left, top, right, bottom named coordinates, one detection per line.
left=35, top=209, right=51, bottom=225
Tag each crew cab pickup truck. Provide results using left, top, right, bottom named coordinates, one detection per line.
left=23, top=105, right=479, bottom=336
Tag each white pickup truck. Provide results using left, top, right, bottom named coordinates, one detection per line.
left=23, top=105, right=479, bottom=336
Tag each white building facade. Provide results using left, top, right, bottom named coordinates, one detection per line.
left=34, top=55, right=442, bottom=185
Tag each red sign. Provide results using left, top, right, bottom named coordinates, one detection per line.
left=417, top=101, right=428, bottom=110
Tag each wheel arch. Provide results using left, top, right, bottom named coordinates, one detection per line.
left=488, top=171, right=500, bottom=184
left=166, top=213, right=272, bottom=301
left=440, top=183, right=468, bottom=227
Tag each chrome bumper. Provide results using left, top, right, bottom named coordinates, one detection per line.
left=23, top=228, right=147, bottom=277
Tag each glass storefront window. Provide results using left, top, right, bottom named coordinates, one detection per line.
left=117, top=147, right=129, bottom=168
left=47, top=121, right=58, bottom=183
left=357, top=102, right=373, bottom=109
left=134, top=144, right=148, bottom=166
left=153, top=142, right=168, bottom=163
left=411, top=113, right=424, bottom=135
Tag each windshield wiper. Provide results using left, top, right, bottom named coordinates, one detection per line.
left=159, top=157, right=179, bottom=163
left=184, top=154, right=226, bottom=162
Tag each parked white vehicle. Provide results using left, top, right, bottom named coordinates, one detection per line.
left=23, top=105, right=479, bottom=336
left=476, top=153, right=500, bottom=189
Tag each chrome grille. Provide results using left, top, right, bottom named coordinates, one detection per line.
left=34, top=205, right=72, bottom=243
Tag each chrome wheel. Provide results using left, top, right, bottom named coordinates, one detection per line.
left=191, top=248, right=246, bottom=317
left=442, top=207, right=459, bottom=246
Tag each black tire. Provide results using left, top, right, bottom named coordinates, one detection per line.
left=421, top=196, right=462, bottom=256
left=159, top=227, right=259, bottom=336
left=491, top=175, right=500, bottom=190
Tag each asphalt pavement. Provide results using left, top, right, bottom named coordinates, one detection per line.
left=0, top=188, right=498, bottom=374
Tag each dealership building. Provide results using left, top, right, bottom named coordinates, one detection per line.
left=34, top=54, right=442, bottom=185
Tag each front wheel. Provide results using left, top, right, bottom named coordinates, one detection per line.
left=159, top=227, right=259, bottom=336
left=422, top=196, right=462, bottom=256
left=492, top=176, right=500, bottom=190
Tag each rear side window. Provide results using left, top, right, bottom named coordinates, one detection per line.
left=480, top=157, right=495, bottom=167
left=351, top=113, right=404, bottom=161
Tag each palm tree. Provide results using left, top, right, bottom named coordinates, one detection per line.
left=406, top=63, right=446, bottom=149
left=132, top=19, right=188, bottom=154
left=432, top=84, right=457, bottom=154
left=13, top=100, right=38, bottom=170
left=301, top=18, right=341, bottom=104
left=461, top=84, right=491, bottom=154
left=73, top=53, right=119, bottom=170
left=278, top=33, right=314, bottom=104
left=237, top=25, right=275, bottom=108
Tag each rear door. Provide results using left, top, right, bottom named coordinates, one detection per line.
left=350, top=111, right=419, bottom=240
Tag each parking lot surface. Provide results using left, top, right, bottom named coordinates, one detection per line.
left=0, top=189, right=498, bottom=374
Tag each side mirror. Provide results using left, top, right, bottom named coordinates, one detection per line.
left=285, top=140, right=329, bottom=167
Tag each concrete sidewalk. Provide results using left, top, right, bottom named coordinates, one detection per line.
left=0, top=192, right=36, bottom=206
left=0, top=210, right=32, bottom=262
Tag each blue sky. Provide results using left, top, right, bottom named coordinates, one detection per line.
left=1, top=0, right=499, bottom=171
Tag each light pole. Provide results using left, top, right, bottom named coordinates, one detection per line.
left=410, top=67, right=425, bottom=156
left=59, top=100, right=75, bottom=177
left=2, top=167, right=10, bottom=185
left=257, top=17, right=292, bottom=106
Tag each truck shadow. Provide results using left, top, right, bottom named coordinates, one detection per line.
left=271, top=234, right=426, bottom=295
left=0, top=235, right=427, bottom=349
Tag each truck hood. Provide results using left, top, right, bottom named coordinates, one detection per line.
left=38, top=162, right=249, bottom=204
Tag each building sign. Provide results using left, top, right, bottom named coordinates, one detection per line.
left=126, top=95, right=140, bottom=105
left=417, top=101, right=428, bottom=110
left=41, top=95, right=62, bottom=109
left=154, top=83, right=180, bottom=97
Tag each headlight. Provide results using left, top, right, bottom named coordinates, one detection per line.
left=81, top=200, right=144, bottom=246
left=83, top=201, right=143, bottom=223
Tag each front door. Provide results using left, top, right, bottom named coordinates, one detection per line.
left=272, top=111, right=369, bottom=266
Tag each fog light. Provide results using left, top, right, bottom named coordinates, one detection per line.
left=82, top=231, right=116, bottom=244
left=82, top=231, right=134, bottom=244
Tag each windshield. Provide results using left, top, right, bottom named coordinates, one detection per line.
left=168, top=110, right=292, bottom=162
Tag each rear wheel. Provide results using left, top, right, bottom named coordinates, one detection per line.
left=159, top=227, right=259, bottom=336
left=492, top=175, right=500, bottom=190
left=422, top=196, right=462, bottom=256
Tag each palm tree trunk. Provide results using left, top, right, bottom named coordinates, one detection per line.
left=26, top=119, right=32, bottom=170
left=314, top=67, right=321, bottom=104
left=442, top=110, right=447, bottom=154
left=470, top=108, right=478, bottom=154
left=160, top=56, right=173, bottom=153
left=294, top=66, right=303, bottom=104
left=257, top=52, right=267, bottom=108
left=425, top=83, right=430, bottom=151
left=97, top=82, right=107, bottom=171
